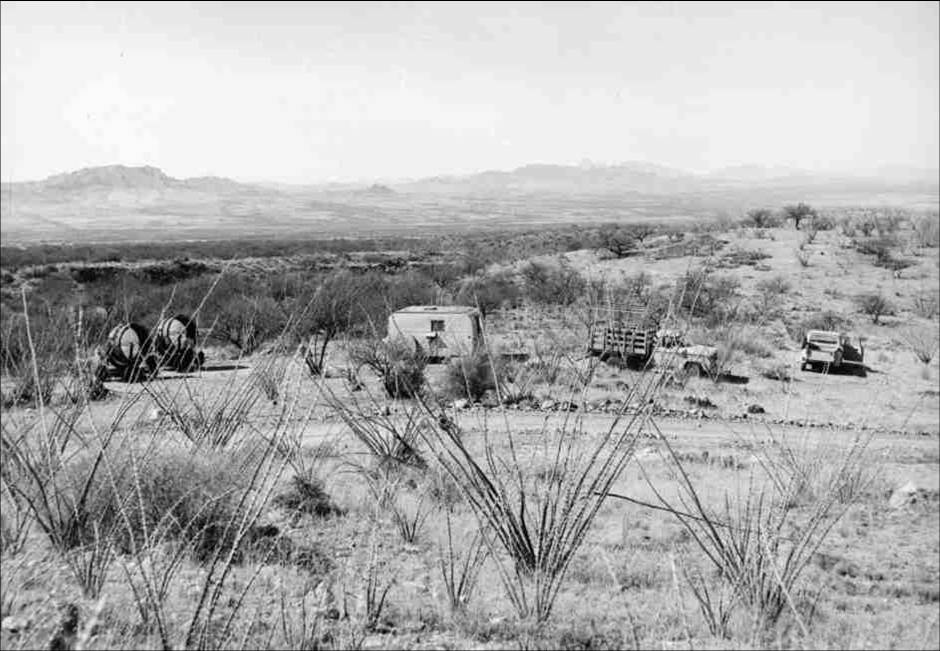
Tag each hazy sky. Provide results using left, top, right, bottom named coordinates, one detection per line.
left=1, top=1, right=938, bottom=183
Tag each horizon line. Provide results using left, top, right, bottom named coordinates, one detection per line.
left=2, top=158, right=939, bottom=187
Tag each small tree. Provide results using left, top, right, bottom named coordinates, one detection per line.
left=520, top=258, right=586, bottom=306
left=210, top=294, right=286, bottom=355
left=755, top=276, right=791, bottom=318
left=854, top=292, right=894, bottom=324
left=298, top=271, right=373, bottom=374
left=742, top=208, right=781, bottom=229
left=783, top=203, right=817, bottom=230
left=455, top=271, right=521, bottom=317
left=597, top=224, right=638, bottom=258
left=627, top=223, right=657, bottom=245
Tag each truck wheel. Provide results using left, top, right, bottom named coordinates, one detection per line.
left=856, top=365, right=867, bottom=378
left=683, top=362, right=703, bottom=377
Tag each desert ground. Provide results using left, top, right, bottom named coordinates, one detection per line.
left=1, top=210, right=938, bottom=650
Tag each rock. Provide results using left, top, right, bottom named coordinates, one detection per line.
left=451, top=398, right=468, bottom=410
left=539, top=399, right=557, bottom=411
left=747, top=404, right=766, bottom=414
left=889, top=481, right=940, bottom=509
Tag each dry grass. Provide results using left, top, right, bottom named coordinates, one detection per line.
left=1, top=214, right=938, bottom=650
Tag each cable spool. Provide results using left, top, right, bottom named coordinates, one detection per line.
left=105, top=323, right=155, bottom=382
left=154, top=314, right=203, bottom=371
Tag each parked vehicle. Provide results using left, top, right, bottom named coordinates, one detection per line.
left=800, top=329, right=866, bottom=376
left=587, top=305, right=658, bottom=367
left=652, top=329, right=720, bottom=378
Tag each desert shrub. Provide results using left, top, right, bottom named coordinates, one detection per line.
left=913, top=290, right=940, bottom=319
left=78, top=272, right=174, bottom=328
left=649, top=431, right=871, bottom=631
left=455, top=271, right=521, bottom=316
left=597, top=224, right=642, bottom=258
left=62, top=443, right=254, bottom=560
left=1, top=305, right=73, bottom=407
left=839, top=215, right=858, bottom=237
left=883, top=257, right=916, bottom=277
left=272, top=475, right=344, bottom=518
left=741, top=208, right=781, bottom=229
left=208, top=293, right=287, bottom=354
left=132, top=259, right=214, bottom=285
left=854, top=292, right=895, bottom=324
left=756, top=275, right=791, bottom=300
left=724, top=326, right=774, bottom=359
left=412, top=355, right=658, bottom=623
left=454, top=240, right=501, bottom=276
left=811, top=213, right=837, bottom=231
left=349, top=337, right=428, bottom=399
left=854, top=236, right=897, bottom=265
left=379, top=270, right=440, bottom=313
left=438, top=510, right=488, bottom=614
left=875, top=212, right=903, bottom=236
left=676, top=270, right=742, bottom=325
left=292, top=270, right=383, bottom=371
left=856, top=214, right=878, bottom=237
left=595, top=274, right=670, bottom=328
left=912, top=213, right=940, bottom=248
left=520, top=258, right=586, bottom=306
left=783, top=202, right=817, bottom=229
left=900, top=326, right=940, bottom=365
left=616, top=271, right=653, bottom=301
left=444, top=349, right=502, bottom=402
left=496, top=360, right=539, bottom=405
left=707, top=328, right=746, bottom=379
left=381, top=343, right=429, bottom=400
left=716, top=247, right=772, bottom=269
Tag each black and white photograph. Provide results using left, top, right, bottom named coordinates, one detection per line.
left=1, top=2, right=938, bottom=649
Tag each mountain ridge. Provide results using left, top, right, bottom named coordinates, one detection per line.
left=1, top=162, right=936, bottom=245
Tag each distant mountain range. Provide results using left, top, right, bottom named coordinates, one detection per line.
left=1, top=162, right=936, bottom=245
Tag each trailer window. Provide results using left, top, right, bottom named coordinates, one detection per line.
left=430, top=319, right=445, bottom=333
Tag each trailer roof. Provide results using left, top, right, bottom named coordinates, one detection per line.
left=393, top=305, right=480, bottom=315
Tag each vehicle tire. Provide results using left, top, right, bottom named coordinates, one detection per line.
left=800, top=362, right=808, bottom=372
left=683, top=361, right=703, bottom=377
left=856, top=365, right=867, bottom=378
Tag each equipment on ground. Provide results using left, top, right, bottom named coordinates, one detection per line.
left=99, top=323, right=158, bottom=382
left=154, top=314, right=205, bottom=372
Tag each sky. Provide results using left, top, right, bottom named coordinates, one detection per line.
left=1, top=1, right=938, bottom=184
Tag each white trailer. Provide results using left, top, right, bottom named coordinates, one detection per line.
left=386, top=305, right=483, bottom=362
